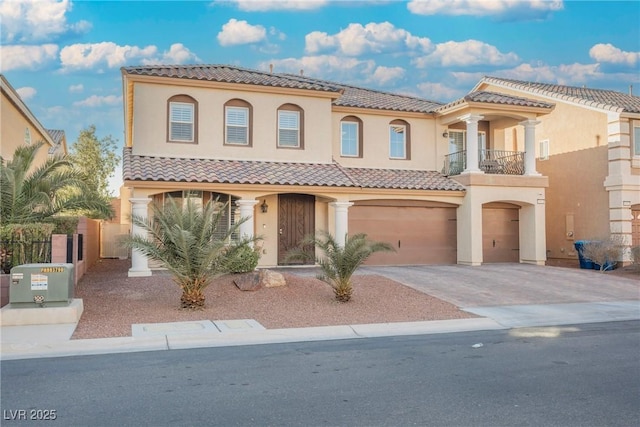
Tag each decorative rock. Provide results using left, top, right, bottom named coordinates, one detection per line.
left=233, top=272, right=263, bottom=291
left=262, top=270, right=286, bottom=288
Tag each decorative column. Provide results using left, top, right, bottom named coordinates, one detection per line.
left=460, top=114, right=484, bottom=174
left=330, top=201, right=353, bottom=247
left=128, top=197, right=152, bottom=277
left=236, top=199, right=259, bottom=244
left=520, top=119, right=541, bottom=176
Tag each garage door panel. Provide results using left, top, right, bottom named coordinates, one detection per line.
left=349, top=205, right=456, bottom=265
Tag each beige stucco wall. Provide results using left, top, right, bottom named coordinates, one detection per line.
left=331, top=110, right=440, bottom=170
left=131, top=82, right=334, bottom=164
left=0, top=93, right=52, bottom=168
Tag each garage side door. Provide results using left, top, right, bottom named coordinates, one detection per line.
left=349, top=201, right=457, bottom=265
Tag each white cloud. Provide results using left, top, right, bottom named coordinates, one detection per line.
left=413, top=40, right=519, bottom=68
left=305, top=22, right=432, bottom=56
left=261, top=55, right=376, bottom=82
left=156, top=43, right=200, bottom=64
left=16, top=86, right=37, bottom=101
left=218, top=0, right=328, bottom=11
left=407, top=0, right=563, bottom=20
left=60, top=42, right=158, bottom=71
left=0, top=44, right=59, bottom=72
left=69, top=84, right=84, bottom=93
left=370, top=66, right=406, bottom=86
left=589, top=43, right=639, bottom=67
left=0, top=0, right=91, bottom=43
left=217, top=19, right=267, bottom=46
left=73, top=95, right=122, bottom=107
left=417, top=82, right=463, bottom=102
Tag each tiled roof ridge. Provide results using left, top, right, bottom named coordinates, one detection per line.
left=332, top=159, right=361, bottom=187
left=435, top=90, right=554, bottom=112
left=481, top=76, right=640, bottom=113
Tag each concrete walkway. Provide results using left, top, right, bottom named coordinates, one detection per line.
left=2, top=264, right=638, bottom=361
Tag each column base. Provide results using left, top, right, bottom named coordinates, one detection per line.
left=128, top=269, right=152, bottom=277
left=457, top=260, right=482, bottom=266
left=461, top=169, right=484, bottom=175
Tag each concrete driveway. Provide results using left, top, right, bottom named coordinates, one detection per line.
left=359, top=264, right=639, bottom=307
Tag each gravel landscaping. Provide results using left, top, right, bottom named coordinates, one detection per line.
left=72, top=259, right=475, bottom=339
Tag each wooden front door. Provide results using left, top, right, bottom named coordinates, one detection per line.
left=278, top=194, right=315, bottom=265
left=482, top=204, right=520, bottom=263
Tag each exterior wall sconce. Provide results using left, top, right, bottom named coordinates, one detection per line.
left=442, top=131, right=449, bottom=138
left=260, top=200, right=269, bottom=213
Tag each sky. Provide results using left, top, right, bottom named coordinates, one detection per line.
left=1, top=0, right=639, bottom=194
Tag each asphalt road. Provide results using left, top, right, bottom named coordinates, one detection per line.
left=2, top=321, right=639, bottom=427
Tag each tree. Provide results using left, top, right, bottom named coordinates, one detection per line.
left=286, top=231, right=395, bottom=302
left=124, top=197, right=261, bottom=309
left=69, top=125, right=120, bottom=199
left=0, top=141, right=114, bottom=224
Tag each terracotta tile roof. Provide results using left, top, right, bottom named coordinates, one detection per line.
left=122, top=64, right=443, bottom=113
left=436, top=90, right=554, bottom=112
left=123, top=64, right=343, bottom=93
left=45, top=129, right=65, bottom=155
left=480, top=76, right=640, bottom=113
left=122, top=148, right=465, bottom=192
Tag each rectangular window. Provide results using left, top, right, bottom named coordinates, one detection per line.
left=539, top=139, right=550, bottom=160
left=169, top=102, right=194, bottom=142
left=341, top=122, right=358, bottom=157
left=634, top=126, right=640, bottom=156
left=389, top=125, right=406, bottom=159
left=448, top=130, right=465, bottom=154
left=278, top=111, right=300, bottom=147
left=226, top=107, right=248, bottom=145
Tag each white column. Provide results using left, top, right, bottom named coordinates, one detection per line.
left=460, top=114, right=484, bottom=174
left=520, top=119, right=541, bottom=176
left=128, top=197, right=152, bottom=277
left=235, top=199, right=259, bottom=243
left=330, top=201, right=353, bottom=247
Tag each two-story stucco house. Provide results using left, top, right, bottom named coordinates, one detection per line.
left=470, top=77, right=640, bottom=264
left=1, top=74, right=67, bottom=163
left=120, top=64, right=555, bottom=276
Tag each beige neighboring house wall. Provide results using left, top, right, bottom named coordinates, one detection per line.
left=474, top=77, right=640, bottom=264
left=1, top=75, right=58, bottom=166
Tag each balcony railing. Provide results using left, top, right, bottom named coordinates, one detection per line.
left=443, top=150, right=525, bottom=176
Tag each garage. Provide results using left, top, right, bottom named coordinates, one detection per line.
left=482, top=202, right=520, bottom=263
left=348, top=200, right=457, bottom=265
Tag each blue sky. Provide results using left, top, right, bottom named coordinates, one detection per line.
left=1, top=0, right=639, bottom=193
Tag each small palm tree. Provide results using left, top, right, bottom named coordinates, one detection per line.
left=125, top=197, right=260, bottom=309
left=1, top=141, right=113, bottom=223
left=287, top=231, right=395, bottom=302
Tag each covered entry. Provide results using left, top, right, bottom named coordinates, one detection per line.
left=349, top=200, right=457, bottom=265
left=482, top=202, right=520, bottom=263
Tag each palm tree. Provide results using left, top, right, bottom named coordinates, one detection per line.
left=287, top=231, right=395, bottom=302
left=125, top=197, right=260, bottom=309
left=1, top=141, right=113, bottom=223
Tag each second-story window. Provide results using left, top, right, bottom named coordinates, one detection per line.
left=389, top=119, right=410, bottom=159
left=340, top=116, right=363, bottom=157
left=277, top=104, right=304, bottom=149
left=24, top=128, right=31, bottom=145
left=226, top=107, right=249, bottom=145
left=167, top=95, right=197, bottom=143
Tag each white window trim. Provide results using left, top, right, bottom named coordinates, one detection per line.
left=539, top=139, right=550, bottom=160
left=225, top=106, right=249, bottom=145
left=278, top=110, right=300, bottom=148
left=389, top=124, right=406, bottom=159
left=633, top=126, right=640, bottom=157
left=340, top=121, right=359, bottom=157
left=24, top=128, right=31, bottom=145
left=169, top=102, right=195, bottom=142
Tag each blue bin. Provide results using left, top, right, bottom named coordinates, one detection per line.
left=574, top=240, right=594, bottom=269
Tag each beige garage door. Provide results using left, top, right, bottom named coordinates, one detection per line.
left=482, top=203, right=520, bottom=263
left=349, top=200, right=457, bottom=265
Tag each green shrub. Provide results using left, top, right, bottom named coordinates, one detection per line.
left=221, top=244, right=260, bottom=274
left=0, top=223, right=56, bottom=272
left=48, top=216, right=80, bottom=235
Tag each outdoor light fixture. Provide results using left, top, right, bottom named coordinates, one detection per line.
left=261, top=200, right=269, bottom=213
left=442, top=131, right=449, bottom=138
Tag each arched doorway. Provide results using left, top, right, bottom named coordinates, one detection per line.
left=483, top=202, right=520, bottom=263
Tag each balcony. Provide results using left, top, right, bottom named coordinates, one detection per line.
left=443, top=150, right=525, bottom=176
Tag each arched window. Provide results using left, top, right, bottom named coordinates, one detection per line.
left=167, top=95, right=198, bottom=143
left=224, top=99, right=253, bottom=146
left=277, top=103, right=304, bottom=149
left=340, top=116, right=363, bottom=158
left=389, top=119, right=410, bottom=159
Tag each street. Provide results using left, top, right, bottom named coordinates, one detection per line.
left=2, top=321, right=639, bottom=427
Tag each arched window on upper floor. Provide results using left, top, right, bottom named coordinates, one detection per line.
left=167, top=94, right=198, bottom=143
left=389, top=119, right=410, bottom=160
left=340, top=115, right=363, bottom=158
left=277, top=103, right=304, bottom=149
left=224, top=99, right=253, bottom=146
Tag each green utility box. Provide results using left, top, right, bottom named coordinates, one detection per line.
left=9, top=263, right=75, bottom=308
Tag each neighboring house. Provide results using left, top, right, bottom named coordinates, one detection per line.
left=471, top=77, right=640, bottom=264
left=0, top=75, right=65, bottom=165
left=120, top=65, right=551, bottom=276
